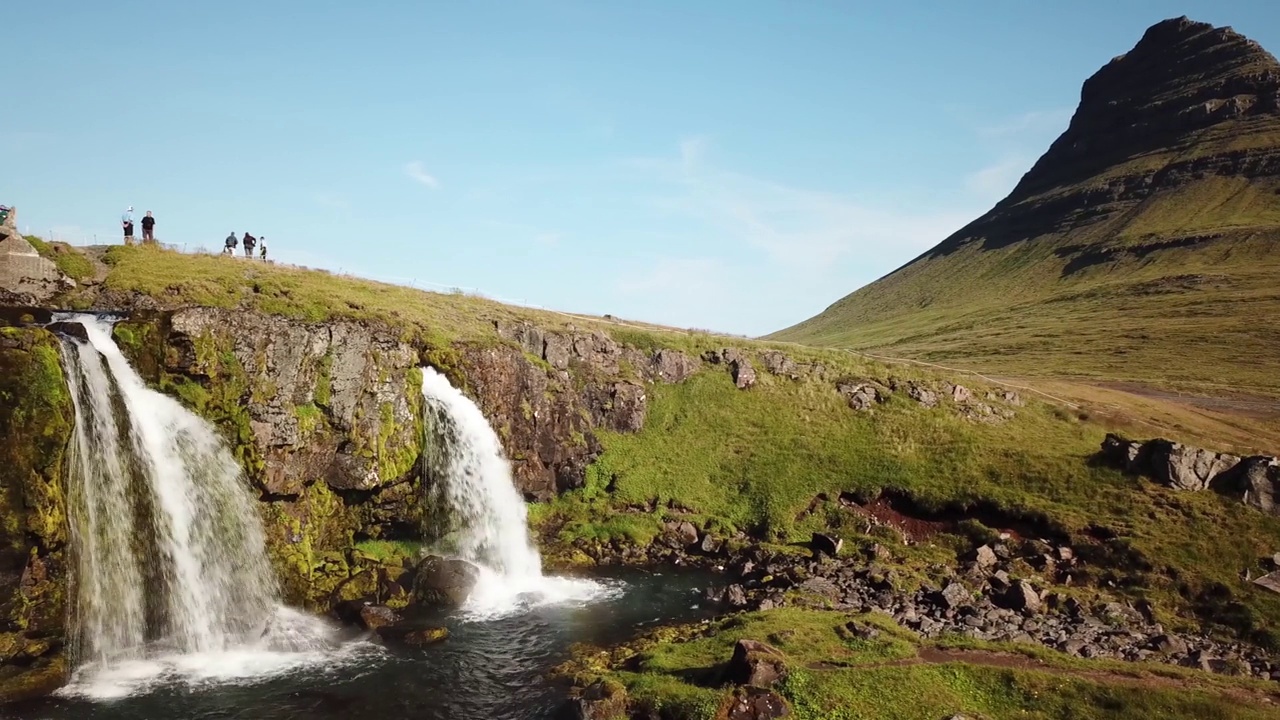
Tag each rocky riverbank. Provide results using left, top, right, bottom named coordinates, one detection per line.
left=554, top=517, right=1280, bottom=685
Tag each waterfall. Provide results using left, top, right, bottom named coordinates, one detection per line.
left=56, top=314, right=355, bottom=699
left=420, top=367, right=614, bottom=616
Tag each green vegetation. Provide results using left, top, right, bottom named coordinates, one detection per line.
left=98, top=245, right=575, bottom=343
left=23, top=236, right=94, bottom=282
left=353, top=539, right=423, bottom=564
left=578, top=609, right=1280, bottom=720
left=538, top=363, right=1280, bottom=644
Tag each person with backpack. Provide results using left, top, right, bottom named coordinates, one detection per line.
left=242, top=232, right=256, bottom=257
left=224, top=232, right=238, bottom=255
left=141, top=211, right=156, bottom=244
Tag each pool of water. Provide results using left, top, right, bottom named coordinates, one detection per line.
left=9, top=568, right=716, bottom=720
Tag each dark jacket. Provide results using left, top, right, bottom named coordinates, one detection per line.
left=142, top=216, right=155, bottom=230
left=225, top=234, right=237, bottom=247
left=243, top=234, right=257, bottom=248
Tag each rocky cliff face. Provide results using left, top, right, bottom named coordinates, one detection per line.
left=105, top=310, right=705, bottom=609
left=0, top=326, right=73, bottom=700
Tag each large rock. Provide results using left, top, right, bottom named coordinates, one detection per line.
left=732, top=359, right=757, bottom=390
left=1146, top=440, right=1239, bottom=491
left=411, top=556, right=479, bottom=608
left=995, top=580, right=1042, bottom=614
left=727, top=639, right=788, bottom=688
left=1224, top=456, right=1280, bottom=515
left=811, top=533, right=843, bottom=558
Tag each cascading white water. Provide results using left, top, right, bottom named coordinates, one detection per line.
left=420, top=367, right=616, bottom=616
left=56, top=315, right=363, bottom=699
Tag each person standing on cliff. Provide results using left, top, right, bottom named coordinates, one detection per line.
left=259, top=236, right=268, bottom=261
left=224, top=232, right=238, bottom=255
left=141, top=211, right=156, bottom=245
left=242, top=232, right=256, bottom=257
left=121, top=206, right=135, bottom=245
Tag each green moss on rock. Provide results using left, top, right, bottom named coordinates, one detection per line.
left=0, top=329, right=74, bottom=701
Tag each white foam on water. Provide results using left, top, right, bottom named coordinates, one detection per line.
left=420, top=367, right=621, bottom=619
left=57, top=608, right=381, bottom=701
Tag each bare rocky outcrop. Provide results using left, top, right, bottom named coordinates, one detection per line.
left=0, top=208, right=63, bottom=304
left=1099, top=433, right=1280, bottom=514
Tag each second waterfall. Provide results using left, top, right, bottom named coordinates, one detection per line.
left=419, top=367, right=613, bottom=616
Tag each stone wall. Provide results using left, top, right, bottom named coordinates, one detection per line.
left=0, top=209, right=62, bottom=304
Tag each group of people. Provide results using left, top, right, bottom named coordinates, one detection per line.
left=121, top=207, right=157, bottom=245
left=119, top=205, right=270, bottom=261
left=224, top=231, right=267, bottom=260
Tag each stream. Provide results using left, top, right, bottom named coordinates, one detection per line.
left=10, top=567, right=715, bottom=720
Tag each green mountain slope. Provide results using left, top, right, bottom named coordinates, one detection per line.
left=771, top=17, right=1280, bottom=398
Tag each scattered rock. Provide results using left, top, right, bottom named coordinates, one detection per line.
left=948, top=384, right=974, bottom=403
left=411, top=556, right=479, bottom=608
left=1151, top=634, right=1189, bottom=655
left=569, top=679, right=628, bottom=720
left=837, top=382, right=884, bottom=411
left=1254, top=571, right=1280, bottom=595
left=718, top=687, right=791, bottom=720
left=937, top=583, right=971, bottom=609
left=971, top=545, right=998, bottom=570
left=665, top=521, right=700, bottom=548
left=907, top=383, right=938, bottom=408
left=651, top=349, right=699, bottom=383
left=726, top=584, right=749, bottom=608
left=727, top=639, right=788, bottom=688
left=995, top=581, right=1041, bottom=614
left=760, top=350, right=799, bottom=379
left=811, top=533, right=843, bottom=558
left=699, top=533, right=724, bottom=555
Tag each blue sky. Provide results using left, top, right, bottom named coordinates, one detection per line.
left=5, top=1, right=1278, bottom=336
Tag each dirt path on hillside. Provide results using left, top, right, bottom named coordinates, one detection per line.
left=1096, top=382, right=1280, bottom=418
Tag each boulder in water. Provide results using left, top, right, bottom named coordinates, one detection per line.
left=411, top=555, right=480, bottom=608
left=45, top=321, right=88, bottom=342
left=404, top=626, right=450, bottom=646
left=358, top=604, right=401, bottom=631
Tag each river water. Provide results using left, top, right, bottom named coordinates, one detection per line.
left=10, top=567, right=714, bottom=720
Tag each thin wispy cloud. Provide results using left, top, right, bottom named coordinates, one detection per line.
left=630, top=139, right=977, bottom=273
left=404, top=161, right=440, bottom=189
left=964, top=155, right=1033, bottom=201
left=977, top=108, right=1073, bottom=140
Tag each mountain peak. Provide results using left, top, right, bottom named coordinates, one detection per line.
left=771, top=17, right=1280, bottom=395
